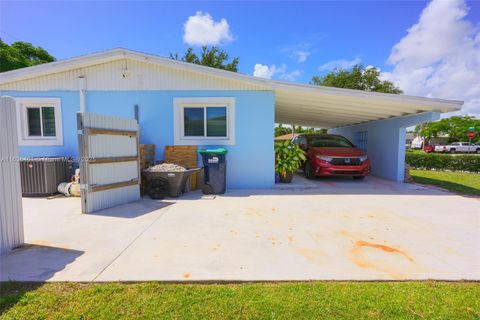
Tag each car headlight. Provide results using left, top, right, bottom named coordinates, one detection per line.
left=316, top=155, right=332, bottom=162
left=359, top=155, right=368, bottom=162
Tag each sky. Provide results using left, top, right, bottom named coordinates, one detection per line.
left=1, top=0, right=479, bottom=116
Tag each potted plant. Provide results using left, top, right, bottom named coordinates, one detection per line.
left=275, top=140, right=306, bottom=183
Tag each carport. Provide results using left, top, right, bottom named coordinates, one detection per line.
left=270, top=81, right=463, bottom=181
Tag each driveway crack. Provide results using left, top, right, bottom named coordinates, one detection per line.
left=91, top=204, right=173, bottom=281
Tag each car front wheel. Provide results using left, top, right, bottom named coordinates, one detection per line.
left=304, top=160, right=314, bottom=179
left=449, top=148, right=456, bottom=154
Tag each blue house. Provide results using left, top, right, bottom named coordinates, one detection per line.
left=0, top=49, right=462, bottom=188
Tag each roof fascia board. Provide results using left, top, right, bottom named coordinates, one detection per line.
left=271, top=81, right=463, bottom=111
left=0, top=49, right=125, bottom=84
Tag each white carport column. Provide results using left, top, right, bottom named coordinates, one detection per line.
left=328, top=112, right=440, bottom=182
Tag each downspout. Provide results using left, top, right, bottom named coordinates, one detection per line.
left=78, top=76, right=86, bottom=113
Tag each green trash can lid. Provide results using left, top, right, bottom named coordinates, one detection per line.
left=198, top=148, right=228, bottom=154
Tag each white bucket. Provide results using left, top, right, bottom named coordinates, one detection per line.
left=58, top=182, right=73, bottom=196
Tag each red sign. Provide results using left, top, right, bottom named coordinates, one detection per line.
left=467, top=132, right=475, bottom=139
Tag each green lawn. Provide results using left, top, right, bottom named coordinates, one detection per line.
left=410, top=169, right=480, bottom=196
left=1, top=282, right=479, bottom=319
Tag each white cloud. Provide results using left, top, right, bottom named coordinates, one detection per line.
left=253, top=64, right=278, bottom=79
left=253, top=64, right=301, bottom=81
left=381, top=0, right=480, bottom=117
left=292, top=50, right=311, bottom=63
left=280, top=69, right=302, bottom=81
left=282, top=42, right=313, bottom=63
left=365, top=65, right=380, bottom=71
left=183, top=11, right=234, bottom=46
left=318, top=57, right=362, bottom=71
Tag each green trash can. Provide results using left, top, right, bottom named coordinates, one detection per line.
left=198, top=148, right=228, bottom=194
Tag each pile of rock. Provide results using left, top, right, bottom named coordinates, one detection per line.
left=144, top=163, right=186, bottom=172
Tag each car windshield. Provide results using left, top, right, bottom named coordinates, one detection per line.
left=307, top=136, right=354, bottom=148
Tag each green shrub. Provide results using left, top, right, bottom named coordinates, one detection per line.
left=274, top=140, right=306, bottom=177
left=406, top=152, right=480, bottom=173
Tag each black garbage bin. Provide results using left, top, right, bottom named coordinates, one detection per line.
left=198, top=148, right=228, bottom=194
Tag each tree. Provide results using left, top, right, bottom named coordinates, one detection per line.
left=415, top=116, right=480, bottom=143
left=274, top=124, right=327, bottom=137
left=311, top=64, right=402, bottom=94
left=0, top=39, right=55, bottom=72
left=170, top=46, right=239, bottom=72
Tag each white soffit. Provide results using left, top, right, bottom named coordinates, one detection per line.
left=271, top=81, right=463, bottom=128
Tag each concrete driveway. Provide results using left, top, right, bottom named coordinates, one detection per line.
left=1, top=176, right=479, bottom=281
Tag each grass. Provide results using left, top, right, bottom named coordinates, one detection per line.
left=405, top=149, right=425, bottom=155
left=1, top=282, right=479, bottom=319
left=410, top=169, right=480, bottom=196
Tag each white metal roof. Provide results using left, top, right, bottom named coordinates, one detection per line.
left=0, top=48, right=463, bottom=128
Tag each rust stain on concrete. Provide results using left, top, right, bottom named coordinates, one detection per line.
left=287, top=235, right=295, bottom=243
left=267, top=236, right=277, bottom=245
left=245, top=208, right=262, bottom=217
left=349, top=240, right=415, bottom=279
left=352, top=240, right=414, bottom=262
left=296, top=247, right=324, bottom=263
left=311, top=233, right=322, bottom=242
left=183, top=272, right=191, bottom=279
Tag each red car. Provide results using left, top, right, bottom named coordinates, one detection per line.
left=423, top=145, right=435, bottom=153
left=293, top=134, right=371, bottom=180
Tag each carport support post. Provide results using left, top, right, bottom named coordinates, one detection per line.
left=76, top=112, right=89, bottom=214
left=328, top=112, right=440, bottom=182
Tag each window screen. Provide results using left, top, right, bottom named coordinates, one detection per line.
left=206, top=107, right=227, bottom=137
left=27, top=106, right=56, bottom=137
left=184, top=108, right=204, bottom=136
left=41, top=107, right=56, bottom=136
left=27, top=108, right=42, bottom=136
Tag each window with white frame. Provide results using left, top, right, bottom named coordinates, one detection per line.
left=173, top=97, right=235, bottom=145
left=15, top=98, right=63, bottom=146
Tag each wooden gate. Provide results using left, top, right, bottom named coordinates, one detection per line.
left=77, top=112, right=140, bottom=214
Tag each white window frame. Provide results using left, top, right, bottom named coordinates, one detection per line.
left=15, top=97, right=63, bottom=146
left=173, top=97, right=235, bottom=145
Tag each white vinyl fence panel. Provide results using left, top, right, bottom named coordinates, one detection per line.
left=77, top=112, right=140, bottom=214
left=0, top=97, right=24, bottom=255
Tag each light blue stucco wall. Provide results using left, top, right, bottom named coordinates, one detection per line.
left=1, top=90, right=275, bottom=189
left=329, top=112, right=440, bottom=182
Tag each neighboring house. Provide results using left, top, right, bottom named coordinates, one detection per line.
left=411, top=136, right=424, bottom=149
left=405, top=132, right=415, bottom=146
left=0, top=48, right=463, bottom=186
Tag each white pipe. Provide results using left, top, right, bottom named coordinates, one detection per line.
left=78, top=77, right=86, bottom=113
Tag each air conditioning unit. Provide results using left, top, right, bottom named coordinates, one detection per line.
left=19, top=157, right=72, bottom=196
